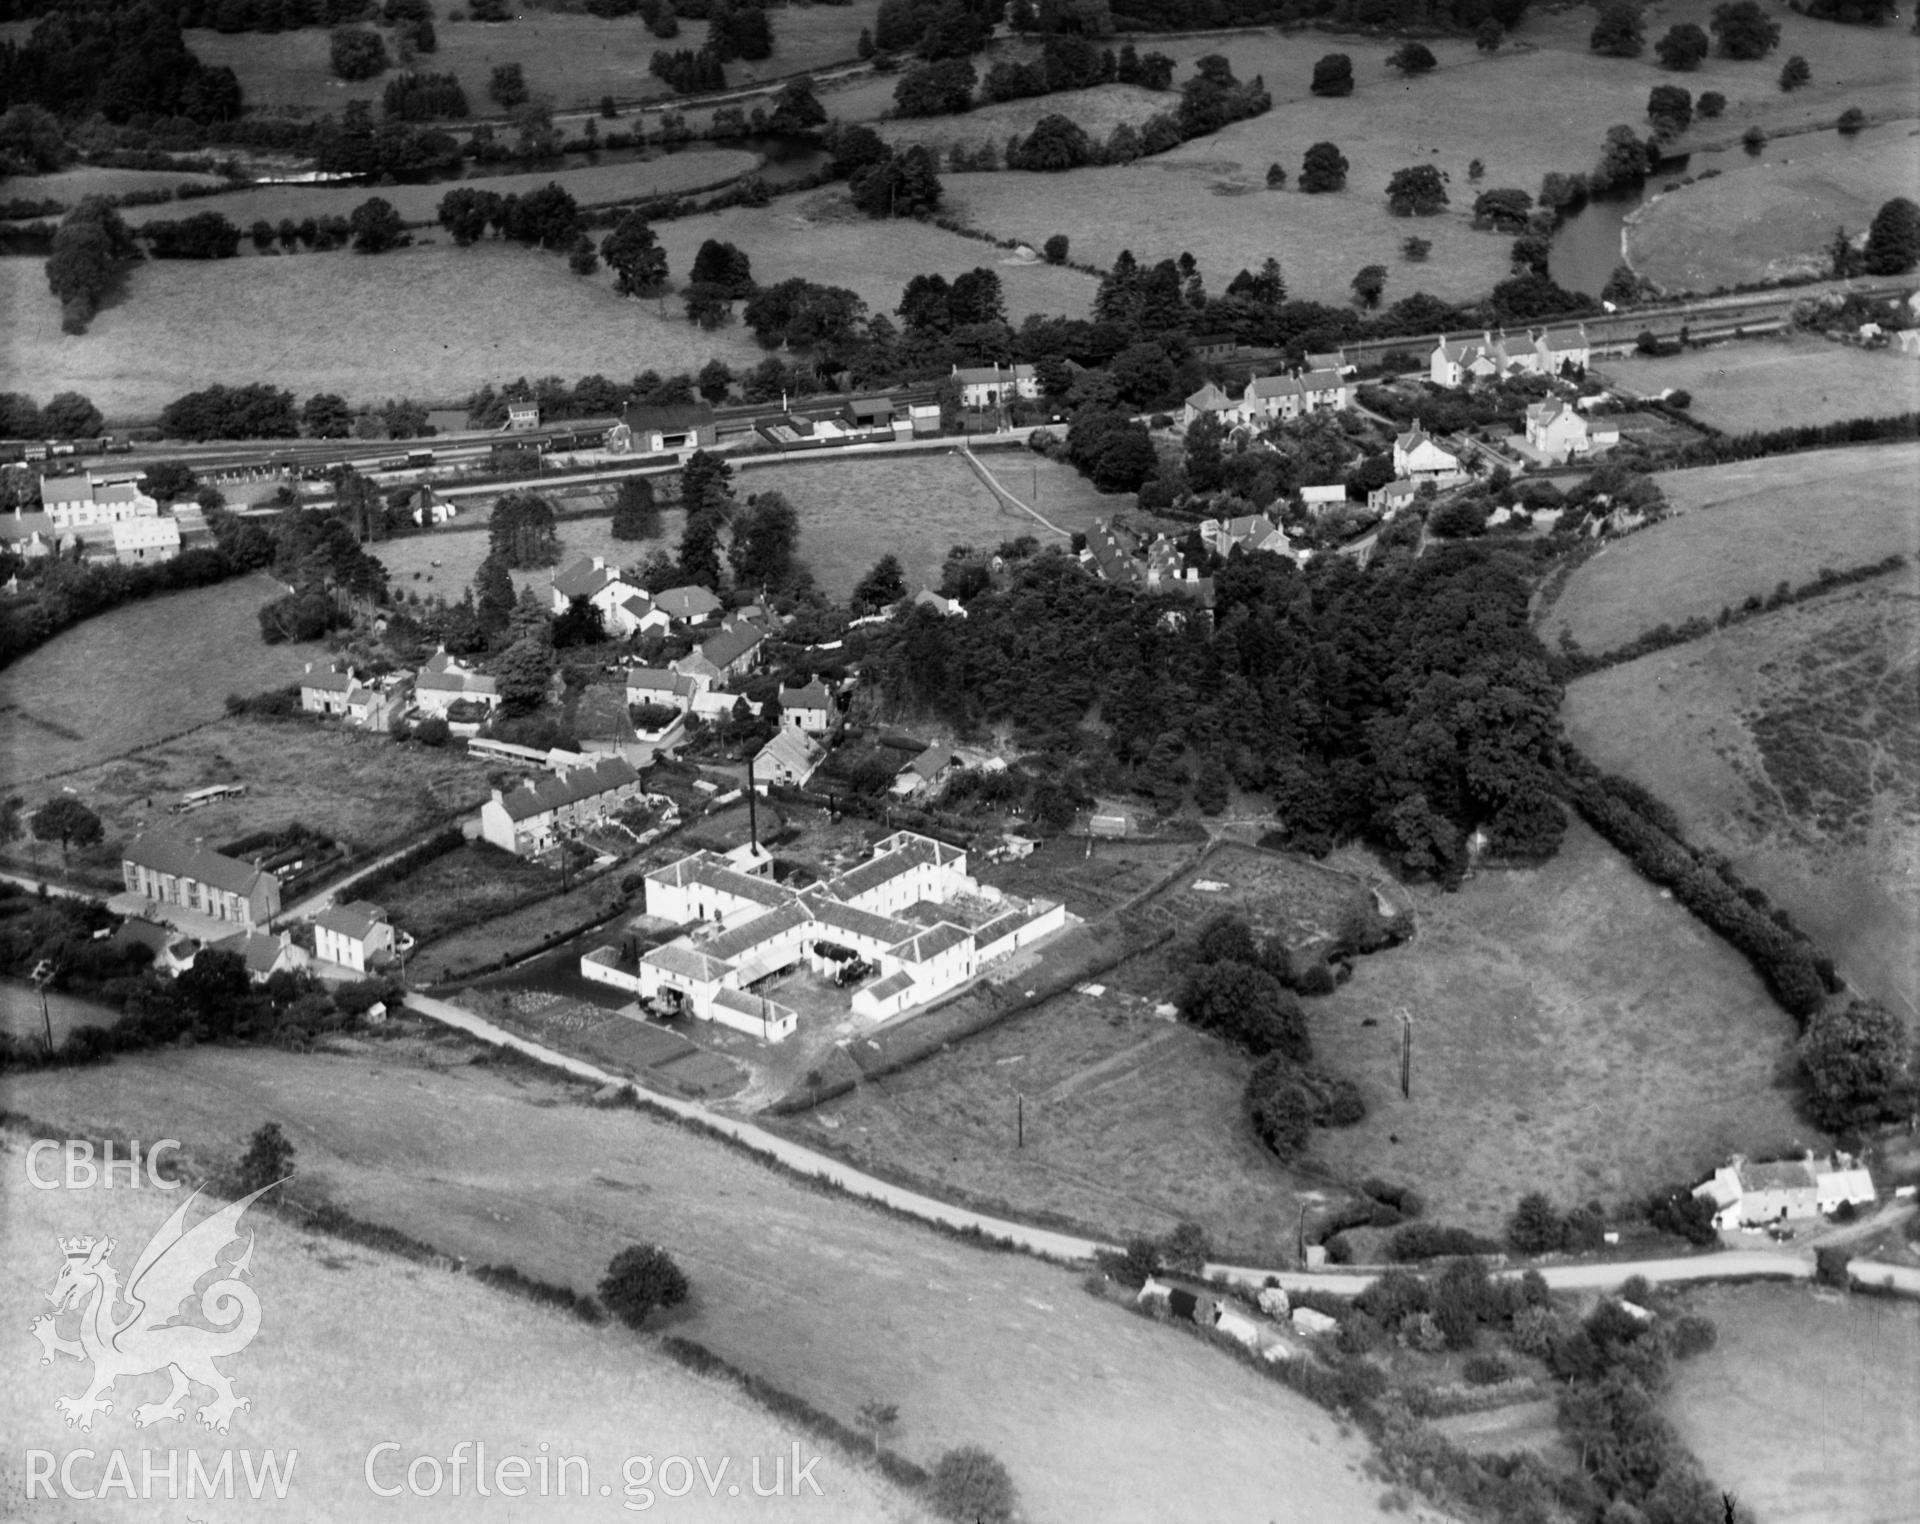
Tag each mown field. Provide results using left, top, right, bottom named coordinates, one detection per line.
left=811, top=820, right=1803, bottom=1249
left=1, top=240, right=766, bottom=422
left=656, top=188, right=1099, bottom=322
left=0, top=573, right=327, bottom=786
left=1628, top=129, right=1918, bottom=292
left=377, top=450, right=1126, bottom=604
left=186, top=1, right=880, bottom=116
left=19, top=715, right=499, bottom=890
left=1540, top=442, right=1920, bottom=654
left=110, top=148, right=758, bottom=231
left=0, top=1131, right=930, bottom=1523
left=4, top=1044, right=1400, bottom=1524
left=3, top=164, right=224, bottom=204
left=1598, top=336, right=1920, bottom=436
left=1666, top=1283, right=1920, bottom=1524
left=1565, top=579, right=1920, bottom=1022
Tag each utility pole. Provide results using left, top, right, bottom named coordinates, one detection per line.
left=1016, top=1092, right=1024, bottom=1149
left=1398, top=1007, right=1413, bottom=1100
left=30, top=958, right=56, bottom=1058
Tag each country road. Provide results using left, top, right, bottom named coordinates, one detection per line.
left=400, top=991, right=1827, bottom=1296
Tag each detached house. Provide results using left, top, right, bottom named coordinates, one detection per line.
left=1694, top=1153, right=1876, bottom=1230
left=300, top=663, right=354, bottom=717
left=414, top=650, right=500, bottom=717
left=210, top=928, right=308, bottom=984
left=478, top=756, right=644, bottom=856
left=1393, top=428, right=1465, bottom=486
left=673, top=616, right=765, bottom=688
left=754, top=726, right=825, bottom=789
left=123, top=835, right=282, bottom=929
left=777, top=679, right=836, bottom=734
left=551, top=556, right=667, bottom=638
left=952, top=363, right=1039, bottom=408
left=1200, top=514, right=1291, bottom=560
left=1182, top=382, right=1236, bottom=428
left=313, top=901, right=397, bottom=973
left=1525, top=398, right=1618, bottom=461
left=913, top=589, right=967, bottom=618
left=651, top=585, right=723, bottom=626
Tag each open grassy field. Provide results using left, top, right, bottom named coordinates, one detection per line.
left=3, top=1042, right=1404, bottom=1524
left=1628, top=127, right=1920, bottom=292
left=2, top=164, right=226, bottom=205
left=0, top=573, right=328, bottom=786
left=376, top=450, right=1127, bottom=603
left=656, top=189, right=1099, bottom=322
left=111, top=148, right=759, bottom=231
left=1539, top=442, right=1920, bottom=654
left=875, top=79, right=1173, bottom=155
left=1665, top=1283, right=1920, bottom=1524
left=1, top=239, right=766, bottom=422
left=0, top=1130, right=930, bottom=1523
left=0, top=979, right=121, bottom=1047
left=378, top=839, right=559, bottom=944
left=16, top=715, right=499, bottom=891
left=410, top=869, right=634, bottom=983
left=817, top=819, right=1808, bottom=1246
left=187, top=1, right=880, bottom=116
left=1565, top=578, right=1920, bottom=1022
left=1598, top=336, right=1920, bottom=435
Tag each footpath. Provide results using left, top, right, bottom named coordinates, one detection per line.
left=398, top=992, right=1883, bottom=1297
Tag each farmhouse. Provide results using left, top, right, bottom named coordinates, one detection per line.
left=1524, top=398, right=1619, bottom=461
left=589, top=830, right=1063, bottom=1039
left=478, top=755, right=643, bottom=856
left=1199, top=514, right=1290, bottom=560
left=551, top=556, right=666, bottom=637
left=122, top=835, right=282, bottom=929
left=414, top=650, right=500, bottom=717
left=1182, top=382, right=1236, bottom=427
left=300, top=662, right=353, bottom=717
left=776, top=679, right=836, bottom=734
left=1695, top=1153, right=1876, bottom=1229
left=313, top=901, right=397, bottom=973
left=952, top=363, right=1039, bottom=408
left=753, top=726, right=824, bottom=788
left=1393, top=429, right=1466, bottom=486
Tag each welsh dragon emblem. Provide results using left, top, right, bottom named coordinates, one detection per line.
left=30, top=1182, right=278, bottom=1434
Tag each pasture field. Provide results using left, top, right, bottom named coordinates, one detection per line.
left=368, top=840, right=560, bottom=945
left=1539, top=442, right=1920, bottom=654
left=812, top=819, right=1807, bottom=1245
left=0, top=1132, right=930, bottom=1523
left=1628, top=129, right=1919, bottom=292
left=1, top=240, right=766, bottom=422
left=1598, top=336, right=1920, bottom=436
left=376, top=450, right=1126, bottom=603
left=655, top=190, right=1099, bottom=322
left=1564, top=579, right=1920, bottom=1021
left=111, top=149, right=759, bottom=231
left=16, top=715, right=499, bottom=890
left=2, top=1043, right=1402, bottom=1524
left=408, top=870, right=634, bottom=983
left=1665, top=1284, right=1920, bottom=1524
left=874, top=80, right=1174, bottom=155
left=185, top=1, right=880, bottom=116
left=2, top=164, right=225, bottom=206
left=976, top=833, right=1205, bottom=921
left=0, top=979, right=122, bottom=1048
left=0, top=573, right=328, bottom=786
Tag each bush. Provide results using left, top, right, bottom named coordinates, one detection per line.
left=330, top=26, right=389, bottom=80
left=1670, top=1314, right=1718, bottom=1358
left=928, top=1446, right=1016, bottom=1524
left=1646, top=1183, right=1719, bottom=1246
left=1463, top=1353, right=1511, bottom=1385
left=1385, top=1223, right=1500, bottom=1262
left=598, top=1243, right=689, bottom=1329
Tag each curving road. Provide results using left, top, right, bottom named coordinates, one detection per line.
left=400, top=991, right=1822, bottom=1295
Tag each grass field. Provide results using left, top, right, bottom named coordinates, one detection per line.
left=0, top=573, right=328, bottom=786
left=1564, top=579, right=1920, bottom=1022
left=811, top=821, right=1803, bottom=1248
left=186, top=1, right=880, bottom=116
left=17, top=715, right=500, bottom=891
left=0, top=979, right=121, bottom=1047
left=1598, top=336, right=1920, bottom=436
left=1628, top=128, right=1919, bottom=292
left=410, top=870, right=634, bottom=983
left=1, top=239, right=767, bottom=422
left=377, top=840, right=559, bottom=944
left=111, top=148, right=759, bottom=231
left=2, top=164, right=226, bottom=205
left=3, top=1042, right=1403, bottom=1524
left=656, top=189, right=1099, bottom=322
left=0, top=1131, right=930, bottom=1522
left=376, top=450, right=1127, bottom=603
left=874, top=79, right=1174, bottom=155
left=1540, top=442, right=1920, bottom=654
left=1665, top=1283, right=1920, bottom=1524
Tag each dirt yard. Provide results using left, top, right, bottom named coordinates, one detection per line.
left=0, top=1129, right=929, bottom=1523
left=0, top=574, right=329, bottom=787
left=1564, top=579, right=1920, bottom=1022
left=1597, top=336, right=1920, bottom=436
left=1665, top=1283, right=1920, bottom=1524
left=2, top=1043, right=1412, bottom=1524
left=1539, top=441, right=1920, bottom=655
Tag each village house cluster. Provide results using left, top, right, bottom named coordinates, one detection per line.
left=0, top=471, right=187, bottom=564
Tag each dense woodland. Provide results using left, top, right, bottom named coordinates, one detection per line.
left=869, top=540, right=1565, bottom=881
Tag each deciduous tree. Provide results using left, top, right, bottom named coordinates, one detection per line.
left=599, top=1244, right=689, bottom=1328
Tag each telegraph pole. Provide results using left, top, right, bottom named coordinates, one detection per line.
left=1016, top=1093, right=1024, bottom=1149
left=30, top=958, right=56, bottom=1058
left=1398, top=1008, right=1413, bottom=1100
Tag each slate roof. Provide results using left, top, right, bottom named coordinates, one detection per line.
left=779, top=680, right=832, bottom=713
left=315, top=901, right=386, bottom=939
left=210, top=930, right=291, bottom=976
left=497, top=756, right=640, bottom=822
left=798, top=891, right=915, bottom=947
left=1184, top=382, right=1234, bottom=412
left=627, top=667, right=698, bottom=699
left=553, top=557, right=622, bottom=601
left=641, top=943, right=732, bottom=983
left=886, top=920, right=972, bottom=965
left=698, top=621, right=764, bottom=672
left=1738, top=1159, right=1817, bottom=1192
left=652, top=585, right=722, bottom=622
left=623, top=402, right=715, bottom=434
left=704, top=899, right=811, bottom=960
left=953, top=363, right=1035, bottom=385
left=902, top=742, right=953, bottom=782
left=863, top=969, right=916, bottom=1001
left=302, top=665, right=352, bottom=693
left=711, top=986, right=796, bottom=1024
left=124, top=835, right=275, bottom=898
left=572, top=684, right=639, bottom=745
left=828, top=834, right=940, bottom=902
left=755, top=727, right=823, bottom=781
left=649, top=853, right=793, bottom=909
